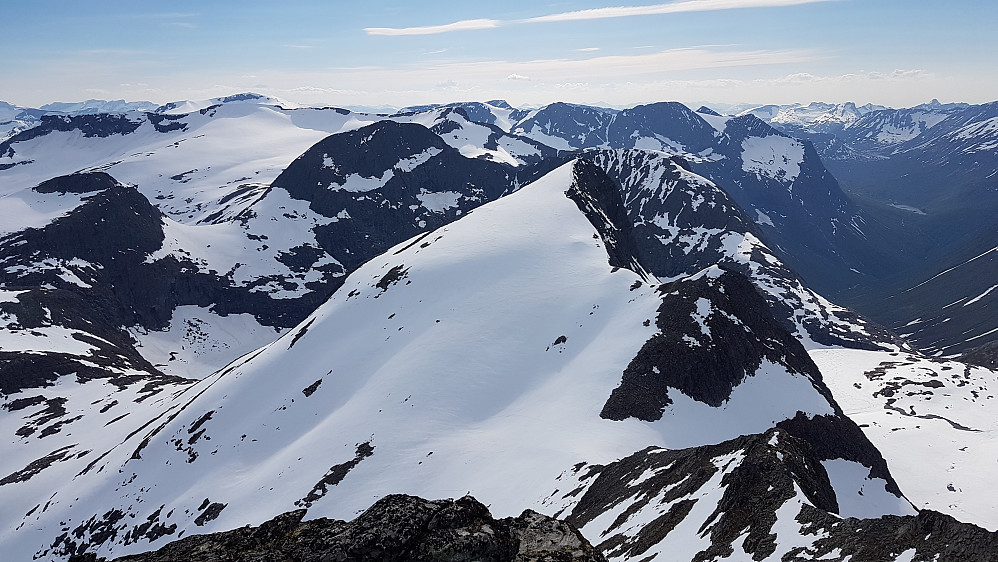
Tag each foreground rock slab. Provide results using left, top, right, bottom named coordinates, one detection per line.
left=69, top=494, right=605, bottom=562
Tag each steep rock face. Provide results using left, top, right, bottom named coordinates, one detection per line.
left=601, top=269, right=828, bottom=420
left=70, top=495, right=604, bottom=562
left=565, top=160, right=646, bottom=276
left=565, top=430, right=836, bottom=561
left=597, top=267, right=905, bottom=508
left=585, top=148, right=755, bottom=279
left=1, top=173, right=170, bottom=326
left=793, top=507, right=998, bottom=561
left=584, top=148, right=898, bottom=351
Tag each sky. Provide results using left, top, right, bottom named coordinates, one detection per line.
left=3, top=0, right=997, bottom=110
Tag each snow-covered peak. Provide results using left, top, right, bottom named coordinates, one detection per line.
left=0, top=101, right=30, bottom=122
left=913, top=98, right=970, bottom=112
left=155, top=92, right=294, bottom=114
left=772, top=102, right=885, bottom=130
left=739, top=101, right=888, bottom=133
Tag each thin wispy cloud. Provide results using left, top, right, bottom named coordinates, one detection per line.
left=523, top=0, right=828, bottom=23
left=364, top=0, right=829, bottom=36
left=772, top=69, right=931, bottom=83
left=366, top=18, right=500, bottom=36
left=118, top=12, right=199, bottom=20
left=321, top=47, right=812, bottom=85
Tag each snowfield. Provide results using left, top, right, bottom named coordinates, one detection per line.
left=812, top=348, right=998, bottom=530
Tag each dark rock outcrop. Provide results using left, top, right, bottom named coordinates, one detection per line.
left=562, top=428, right=998, bottom=562
left=790, top=504, right=998, bottom=561
left=70, top=494, right=605, bottom=562
left=601, top=268, right=826, bottom=419
left=961, top=340, right=998, bottom=369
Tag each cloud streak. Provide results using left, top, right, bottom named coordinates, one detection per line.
left=366, top=18, right=500, bottom=36
left=523, top=0, right=828, bottom=23
left=365, top=0, right=829, bottom=36
left=317, top=47, right=813, bottom=85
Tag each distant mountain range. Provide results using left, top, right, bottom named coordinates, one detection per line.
left=740, top=99, right=998, bottom=355
left=0, top=93, right=995, bottom=561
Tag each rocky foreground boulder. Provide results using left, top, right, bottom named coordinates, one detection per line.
left=68, top=494, right=605, bottom=562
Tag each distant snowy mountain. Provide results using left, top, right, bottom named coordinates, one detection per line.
left=0, top=101, right=555, bottom=381
left=493, top=101, right=905, bottom=299
left=740, top=101, right=888, bottom=135
left=1, top=99, right=161, bottom=143
left=397, top=100, right=531, bottom=132
left=0, top=102, right=45, bottom=142
left=39, top=99, right=160, bottom=115
left=153, top=92, right=296, bottom=114
left=776, top=100, right=998, bottom=354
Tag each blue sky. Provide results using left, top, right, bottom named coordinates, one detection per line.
left=3, top=0, right=996, bottom=108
